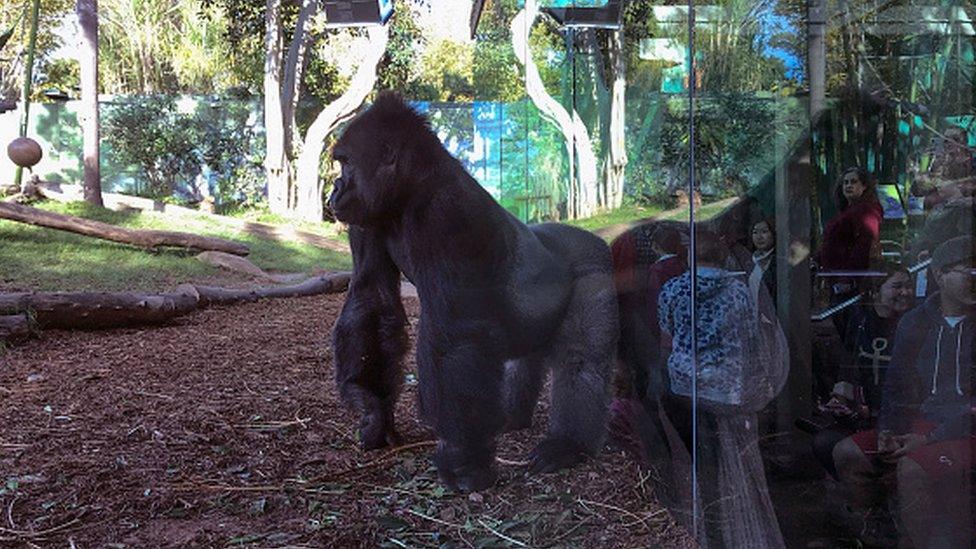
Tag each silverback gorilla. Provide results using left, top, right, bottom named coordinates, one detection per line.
left=328, top=92, right=618, bottom=492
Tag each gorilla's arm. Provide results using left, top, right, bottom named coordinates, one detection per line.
left=333, top=226, right=408, bottom=449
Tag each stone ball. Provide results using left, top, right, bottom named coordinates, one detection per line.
left=7, top=137, right=43, bottom=168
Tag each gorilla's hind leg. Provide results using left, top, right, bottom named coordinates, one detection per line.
left=503, top=357, right=546, bottom=432
left=529, top=269, right=616, bottom=474
left=418, top=321, right=506, bottom=492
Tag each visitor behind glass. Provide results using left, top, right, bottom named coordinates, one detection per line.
left=831, top=236, right=975, bottom=548
left=658, top=229, right=785, bottom=548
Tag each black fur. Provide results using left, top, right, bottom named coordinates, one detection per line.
left=329, top=92, right=618, bottom=491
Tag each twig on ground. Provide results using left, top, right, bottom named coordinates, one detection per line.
left=6, top=495, right=17, bottom=529
left=623, top=507, right=669, bottom=528
left=406, top=508, right=465, bottom=530
left=234, top=417, right=310, bottom=431
left=477, top=519, right=528, bottom=548
left=544, top=518, right=591, bottom=547
left=303, top=440, right=437, bottom=484
left=577, top=498, right=651, bottom=530
left=495, top=456, right=529, bottom=467
left=169, top=483, right=284, bottom=493
left=132, top=391, right=174, bottom=401
left=0, top=517, right=82, bottom=539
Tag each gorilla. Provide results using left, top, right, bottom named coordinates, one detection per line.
left=328, top=92, right=618, bottom=492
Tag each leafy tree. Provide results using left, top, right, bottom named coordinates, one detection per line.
left=376, top=0, right=433, bottom=98
left=419, top=38, right=475, bottom=101
left=472, top=0, right=523, bottom=101
left=34, top=57, right=79, bottom=98
left=102, top=95, right=263, bottom=207
left=101, top=96, right=202, bottom=198
left=99, top=0, right=242, bottom=93
left=0, top=0, right=73, bottom=100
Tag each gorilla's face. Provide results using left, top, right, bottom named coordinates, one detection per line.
left=327, top=122, right=397, bottom=226
left=327, top=145, right=364, bottom=224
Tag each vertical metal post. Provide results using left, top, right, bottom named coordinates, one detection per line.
left=686, top=0, right=698, bottom=541
left=13, top=0, right=41, bottom=189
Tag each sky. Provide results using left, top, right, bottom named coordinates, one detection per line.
left=416, top=1, right=474, bottom=43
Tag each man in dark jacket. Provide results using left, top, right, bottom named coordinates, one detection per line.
left=876, top=235, right=976, bottom=548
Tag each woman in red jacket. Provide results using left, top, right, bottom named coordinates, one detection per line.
left=816, top=167, right=883, bottom=274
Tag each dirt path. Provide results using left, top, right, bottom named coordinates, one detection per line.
left=0, top=294, right=691, bottom=547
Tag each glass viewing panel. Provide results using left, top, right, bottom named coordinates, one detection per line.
left=476, top=0, right=976, bottom=545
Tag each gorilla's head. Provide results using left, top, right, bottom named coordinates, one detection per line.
left=328, top=91, right=437, bottom=226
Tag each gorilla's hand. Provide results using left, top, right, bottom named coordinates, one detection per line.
left=359, top=411, right=400, bottom=450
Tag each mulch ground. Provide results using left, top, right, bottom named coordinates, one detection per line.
left=0, top=292, right=693, bottom=548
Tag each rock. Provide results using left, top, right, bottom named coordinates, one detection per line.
left=196, top=251, right=273, bottom=280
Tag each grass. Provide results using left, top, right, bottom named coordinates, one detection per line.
left=657, top=198, right=734, bottom=222
left=564, top=203, right=667, bottom=232
left=566, top=197, right=738, bottom=241
left=0, top=197, right=735, bottom=292
left=224, top=205, right=349, bottom=243
left=0, top=200, right=352, bottom=292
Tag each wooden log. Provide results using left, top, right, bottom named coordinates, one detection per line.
left=186, top=271, right=352, bottom=307
left=0, top=314, right=29, bottom=342
left=0, top=289, right=200, bottom=329
left=0, top=272, right=351, bottom=333
left=0, top=201, right=250, bottom=256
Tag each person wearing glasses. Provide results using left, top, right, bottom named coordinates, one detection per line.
left=834, top=236, right=976, bottom=548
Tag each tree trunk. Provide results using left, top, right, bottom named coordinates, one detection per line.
left=77, top=0, right=103, bottom=207
left=293, top=25, right=390, bottom=223
left=282, top=0, right=319, bottom=153
left=807, top=0, right=826, bottom=121
left=264, top=0, right=290, bottom=215
left=511, top=0, right=598, bottom=220
left=0, top=201, right=250, bottom=255
left=607, top=27, right=627, bottom=210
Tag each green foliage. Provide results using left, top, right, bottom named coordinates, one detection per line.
left=660, top=95, right=787, bottom=199
left=376, top=0, right=433, bottom=98
left=102, top=96, right=203, bottom=198
left=34, top=57, right=78, bottom=99
left=0, top=0, right=74, bottom=99
left=100, top=0, right=245, bottom=93
left=101, top=95, right=264, bottom=209
left=472, top=0, right=523, bottom=101
left=0, top=4, right=24, bottom=54
left=418, top=39, right=475, bottom=101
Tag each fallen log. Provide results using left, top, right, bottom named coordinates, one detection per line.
left=0, top=289, right=200, bottom=329
left=181, top=271, right=352, bottom=307
left=0, top=314, right=29, bottom=342
left=0, top=201, right=250, bottom=256
left=0, top=272, right=351, bottom=335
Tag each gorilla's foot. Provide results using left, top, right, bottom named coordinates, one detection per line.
left=439, top=463, right=498, bottom=493
left=434, top=440, right=498, bottom=492
left=358, top=413, right=400, bottom=450
left=527, top=437, right=589, bottom=475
